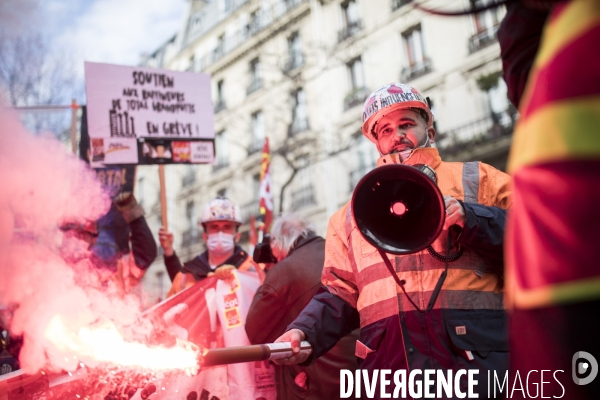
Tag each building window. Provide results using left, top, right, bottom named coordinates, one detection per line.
left=247, top=57, right=263, bottom=95
left=339, top=0, right=362, bottom=42
left=137, top=177, right=145, bottom=208
left=486, top=76, right=514, bottom=127
left=391, top=0, right=411, bottom=11
left=185, top=201, right=197, bottom=227
left=215, top=80, right=226, bottom=113
left=468, top=0, right=504, bottom=53
left=344, top=57, right=369, bottom=110
left=214, top=34, right=226, bottom=60
left=241, top=174, right=261, bottom=224
left=250, top=111, right=265, bottom=153
left=214, top=130, right=228, bottom=169
left=248, top=9, right=261, bottom=35
left=401, top=25, right=432, bottom=81
left=182, top=200, right=199, bottom=247
left=291, top=156, right=316, bottom=211
left=182, top=165, right=196, bottom=187
left=285, top=32, right=304, bottom=72
left=222, top=0, right=233, bottom=13
left=188, top=54, right=195, bottom=72
left=289, top=88, right=309, bottom=136
left=349, top=135, right=377, bottom=191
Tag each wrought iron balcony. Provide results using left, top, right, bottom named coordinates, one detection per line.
left=436, top=109, right=517, bottom=158
left=291, top=186, right=316, bottom=211
left=338, top=20, right=362, bottom=43
left=391, top=0, right=411, bottom=11
left=196, top=0, right=308, bottom=71
left=246, top=78, right=264, bottom=95
left=344, top=86, right=370, bottom=111
left=400, top=58, right=432, bottom=82
left=468, top=25, right=500, bottom=54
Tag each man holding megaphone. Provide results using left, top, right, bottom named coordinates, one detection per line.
left=274, top=83, right=512, bottom=398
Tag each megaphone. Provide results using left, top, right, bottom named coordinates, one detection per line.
left=351, top=164, right=445, bottom=255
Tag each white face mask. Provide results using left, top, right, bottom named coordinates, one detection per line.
left=206, top=232, right=235, bottom=257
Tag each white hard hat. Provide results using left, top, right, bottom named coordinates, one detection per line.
left=362, top=83, right=434, bottom=144
left=200, top=197, right=242, bottom=225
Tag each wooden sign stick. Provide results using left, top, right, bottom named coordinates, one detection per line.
left=159, top=164, right=168, bottom=230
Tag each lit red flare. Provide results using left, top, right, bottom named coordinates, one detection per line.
left=44, top=315, right=199, bottom=375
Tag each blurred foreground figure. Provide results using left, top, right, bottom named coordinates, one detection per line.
left=246, top=214, right=359, bottom=399
left=500, top=0, right=600, bottom=397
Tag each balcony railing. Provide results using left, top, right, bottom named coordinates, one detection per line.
left=283, top=52, right=304, bottom=73
left=181, top=228, right=199, bottom=248
left=214, top=100, right=226, bottom=114
left=197, top=0, right=308, bottom=71
left=344, top=86, right=370, bottom=111
left=338, top=20, right=362, bottom=43
left=401, top=58, right=432, bottom=82
left=246, top=78, right=264, bottom=95
left=240, top=201, right=260, bottom=224
left=288, top=117, right=309, bottom=137
left=436, top=109, right=517, bottom=158
left=468, top=25, right=500, bottom=54
left=291, top=186, right=316, bottom=211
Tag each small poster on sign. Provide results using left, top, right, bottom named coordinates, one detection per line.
left=85, top=62, right=215, bottom=167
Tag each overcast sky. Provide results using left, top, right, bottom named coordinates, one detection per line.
left=1, top=0, right=187, bottom=79
left=50, top=0, right=187, bottom=76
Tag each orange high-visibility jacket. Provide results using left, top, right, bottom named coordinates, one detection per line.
left=289, top=147, right=512, bottom=391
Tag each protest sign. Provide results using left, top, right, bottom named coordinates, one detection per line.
left=85, top=62, right=215, bottom=167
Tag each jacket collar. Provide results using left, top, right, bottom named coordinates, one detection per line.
left=183, top=245, right=249, bottom=278
left=376, top=147, right=442, bottom=170
left=287, top=233, right=320, bottom=258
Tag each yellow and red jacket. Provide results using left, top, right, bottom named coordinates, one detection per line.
left=505, top=0, right=600, bottom=310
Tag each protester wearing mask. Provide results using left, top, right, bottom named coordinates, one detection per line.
left=159, top=197, right=258, bottom=297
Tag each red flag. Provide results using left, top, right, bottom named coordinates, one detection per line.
left=258, top=138, right=273, bottom=233
left=249, top=215, right=258, bottom=247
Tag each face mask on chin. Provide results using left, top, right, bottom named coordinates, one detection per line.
left=206, top=231, right=235, bottom=257
left=395, top=134, right=430, bottom=163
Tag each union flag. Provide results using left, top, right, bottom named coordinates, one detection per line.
left=258, top=138, right=273, bottom=233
